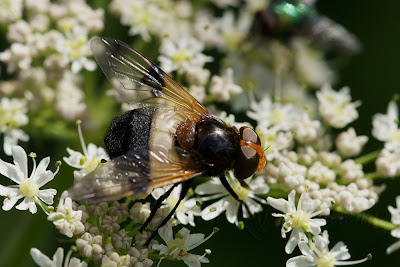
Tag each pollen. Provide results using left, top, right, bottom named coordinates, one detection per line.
left=166, top=196, right=185, bottom=212
left=291, top=210, right=310, bottom=229
left=390, top=130, right=400, bottom=143
left=231, top=181, right=250, bottom=201
left=19, top=179, right=39, bottom=198
left=84, top=157, right=100, bottom=173
left=316, top=251, right=335, bottom=267
left=172, top=50, right=191, bottom=65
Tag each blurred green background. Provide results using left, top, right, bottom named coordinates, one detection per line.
left=1, top=0, right=400, bottom=266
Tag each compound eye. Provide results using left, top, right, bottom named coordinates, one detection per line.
left=234, top=145, right=260, bottom=180
left=240, top=127, right=261, bottom=145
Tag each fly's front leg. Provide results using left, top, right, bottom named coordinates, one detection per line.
left=219, top=174, right=254, bottom=218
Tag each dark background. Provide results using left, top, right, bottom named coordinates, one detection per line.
left=0, top=0, right=399, bottom=266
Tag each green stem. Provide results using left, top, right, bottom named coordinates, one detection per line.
left=364, top=171, right=385, bottom=180
left=334, top=206, right=397, bottom=231
left=355, top=150, right=381, bottom=165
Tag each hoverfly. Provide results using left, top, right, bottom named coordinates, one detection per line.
left=69, top=37, right=266, bottom=243
left=250, top=0, right=361, bottom=54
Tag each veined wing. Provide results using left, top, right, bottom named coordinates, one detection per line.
left=68, top=145, right=203, bottom=202
left=91, top=37, right=209, bottom=117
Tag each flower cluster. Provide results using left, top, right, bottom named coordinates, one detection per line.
left=0, top=0, right=104, bottom=155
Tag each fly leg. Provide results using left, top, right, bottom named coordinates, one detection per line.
left=145, top=179, right=193, bottom=246
left=139, top=183, right=178, bottom=233
left=219, top=174, right=254, bottom=218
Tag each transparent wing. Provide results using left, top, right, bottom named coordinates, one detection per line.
left=91, top=37, right=209, bottom=116
left=68, top=145, right=203, bottom=202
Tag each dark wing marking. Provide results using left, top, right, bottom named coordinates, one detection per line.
left=91, top=37, right=209, bottom=116
left=68, top=146, right=203, bottom=202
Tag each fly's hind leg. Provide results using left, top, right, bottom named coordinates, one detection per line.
left=144, top=179, right=193, bottom=246
left=139, top=183, right=178, bottom=233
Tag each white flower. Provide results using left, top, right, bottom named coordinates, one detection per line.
left=110, top=0, right=166, bottom=42
left=276, top=160, right=307, bottom=189
left=0, top=43, right=33, bottom=73
left=55, top=72, right=87, bottom=121
left=337, top=185, right=376, bottom=212
left=158, top=36, right=212, bottom=75
left=0, top=146, right=58, bottom=214
left=257, top=126, right=294, bottom=161
left=3, top=128, right=30, bottom=156
left=316, top=84, right=361, bottom=128
left=76, top=232, right=103, bottom=259
left=247, top=96, right=301, bottom=130
left=153, top=225, right=214, bottom=267
left=217, top=111, right=251, bottom=130
left=339, top=160, right=364, bottom=182
left=25, top=0, right=50, bottom=14
left=287, top=230, right=369, bottom=266
left=101, top=252, right=130, bottom=267
left=372, top=100, right=400, bottom=144
left=292, top=38, right=335, bottom=87
left=0, top=97, right=29, bottom=155
left=387, top=195, right=400, bottom=254
left=56, top=29, right=97, bottom=73
left=193, top=11, right=224, bottom=48
left=195, top=175, right=269, bottom=225
left=7, top=20, right=33, bottom=43
left=209, top=68, right=242, bottom=102
left=213, top=0, right=240, bottom=8
left=0, top=0, right=23, bottom=24
left=267, top=190, right=328, bottom=254
left=306, top=161, right=336, bottom=185
left=31, top=247, right=87, bottom=267
left=152, top=184, right=200, bottom=226
left=376, top=142, right=400, bottom=177
left=292, top=113, right=321, bottom=143
left=63, top=122, right=109, bottom=181
left=129, top=202, right=151, bottom=225
left=218, top=11, right=252, bottom=51
left=336, top=128, right=368, bottom=157
left=47, top=191, right=85, bottom=238
left=185, top=67, right=210, bottom=86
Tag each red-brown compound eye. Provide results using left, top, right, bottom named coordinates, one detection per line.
left=234, top=127, right=262, bottom=180
left=234, top=145, right=260, bottom=180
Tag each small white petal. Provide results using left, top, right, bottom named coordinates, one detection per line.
left=195, top=180, right=224, bottom=195
left=53, top=247, right=64, bottom=266
left=225, top=198, right=239, bottom=224
left=35, top=170, right=55, bottom=188
left=11, top=146, right=28, bottom=178
left=31, top=157, right=50, bottom=181
left=2, top=193, right=23, bottom=210
left=286, top=228, right=307, bottom=254
left=15, top=197, right=37, bottom=213
left=0, top=157, right=24, bottom=184
left=201, top=198, right=227, bottom=221
left=37, top=189, right=57, bottom=204
left=286, top=255, right=315, bottom=267
left=185, top=233, right=205, bottom=250
left=30, top=248, right=54, bottom=267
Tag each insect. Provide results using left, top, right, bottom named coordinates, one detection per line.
left=250, top=0, right=361, bottom=54
left=68, top=37, right=266, bottom=243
